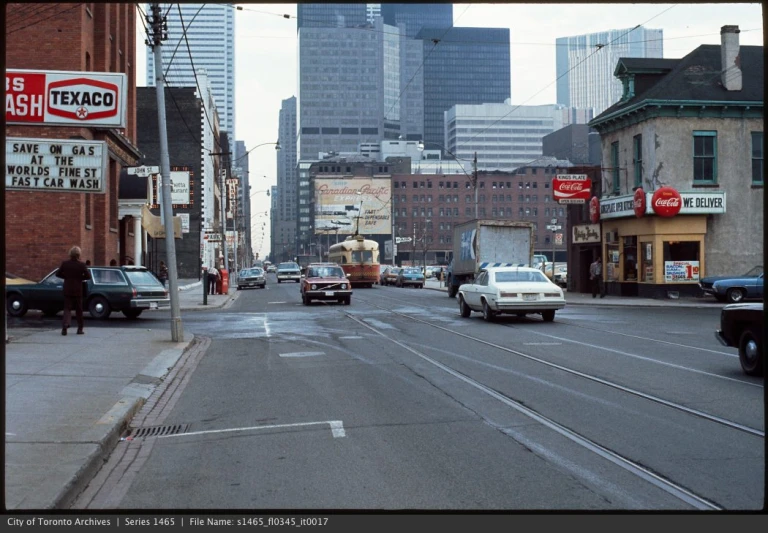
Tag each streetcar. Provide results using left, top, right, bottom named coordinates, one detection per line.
left=327, top=235, right=380, bottom=288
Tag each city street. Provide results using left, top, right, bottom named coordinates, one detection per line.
left=61, top=275, right=762, bottom=511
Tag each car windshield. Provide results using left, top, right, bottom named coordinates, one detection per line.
left=403, top=268, right=421, bottom=275
left=278, top=263, right=299, bottom=270
left=125, top=270, right=164, bottom=287
left=743, top=266, right=764, bottom=277
left=243, top=268, right=263, bottom=276
left=494, top=270, right=550, bottom=283
left=307, top=266, right=345, bottom=278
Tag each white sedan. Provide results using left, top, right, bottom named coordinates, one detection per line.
left=457, top=266, right=566, bottom=322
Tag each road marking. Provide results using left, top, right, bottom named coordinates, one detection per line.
left=279, top=351, right=324, bottom=358
left=268, top=301, right=287, bottom=304
left=158, top=420, right=346, bottom=439
left=339, top=336, right=364, bottom=339
left=523, top=342, right=563, bottom=346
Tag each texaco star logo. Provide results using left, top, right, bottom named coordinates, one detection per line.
left=76, top=106, right=89, bottom=119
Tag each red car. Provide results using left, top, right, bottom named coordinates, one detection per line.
left=301, top=263, right=352, bottom=306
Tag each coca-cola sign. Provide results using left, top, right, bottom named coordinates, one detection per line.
left=589, top=196, right=600, bottom=223
left=633, top=188, right=646, bottom=218
left=651, top=186, right=682, bottom=217
left=553, top=174, right=592, bottom=204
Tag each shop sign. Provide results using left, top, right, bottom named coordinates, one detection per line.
left=572, top=224, right=601, bottom=244
left=5, top=137, right=107, bottom=193
left=553, top=174, right=591, bottom=204
left=633, top=188, right=646, bottom=218
left=599, top=194, right=636, bottom=219
left=178, top=213, right=190, bottom=234
left=589, top=196, right=600, bottom=223
left=664, top=261, right=700, bottom=282
left=677, top=191, right=726, bottom=214
left=651, top=187, right=682, bottom=217
left=6, top=69, right=127, bottom=127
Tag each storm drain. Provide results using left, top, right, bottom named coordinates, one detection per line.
left=128, top=423, right=190, bottom=439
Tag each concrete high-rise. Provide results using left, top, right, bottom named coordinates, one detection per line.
left=275, top=97, right=298, bottom=262
left=556, top=26, right=663, bottom=115
left=146, top=3, right=235, bottom=142
left=297, top=3, right=367, bottom=29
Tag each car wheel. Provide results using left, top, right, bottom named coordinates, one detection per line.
left=344, top=296, right=351, bottom=305
left=42, top=309, right=59, bottom=318
left=448, top=285, right=457, bottom=298
left=738, top=328, right=763, bottom=376
left=302, top=294, right=310, bottom=305
left=726, top=288, right=745, bottom=303
left=542, top=309, right=556, bottom=322
left=516, top=312, right=526, bottom=318
left=6, top=294, right=28, bottom=317
left=237, top=286, right=241, bottom=290
left=123, top=309, right=142, bottom=319
left=459, top=295, right=471, bottom=318
left=88, top=296, right=112, bottom=319
left=278, top=279, right=282, bottom=284
left=481, top=299, right=495, bottom=322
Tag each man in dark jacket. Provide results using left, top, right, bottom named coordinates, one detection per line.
left=56, top=246, right=91, bottom=335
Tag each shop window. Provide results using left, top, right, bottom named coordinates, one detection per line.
left=693, top=131, right=717, bottom=184
left=606, top=244, right=620, bottom=281
left=752, top=132, right=763, bottom=185
left=623, top=236, right=638, bottom=281
left=663, top=241, right=701, bottom=282
left=611, top=141, right=620, bottom=193
left=633, top=134, right=643, bottom=188
left=640, top=242, right=654, bottom=282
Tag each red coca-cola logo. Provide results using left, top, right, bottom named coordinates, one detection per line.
left=651, top=186, right=682, bottom=217
left=558, top=182, right=585, bottom=191
left=589, top=196, right=600, bottom=223
left=633, top=188, right=646, bottom=218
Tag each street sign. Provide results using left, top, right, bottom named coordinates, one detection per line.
left=546, top=225, right=562, bottom=231
left=127, top=165, right=159, bottom=176
left=555, top=233, right=563, bottom=245
left=395, top=237, right=412, bottom=243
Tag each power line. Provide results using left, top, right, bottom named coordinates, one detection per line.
left=6, top=4, right=64, bottom=30
left=7, top=3, right=84, bottom=35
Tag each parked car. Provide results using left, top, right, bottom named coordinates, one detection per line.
left=301, top=263, right=352, bottom=305
left=6, top=272, right=35, bottom=285
left=699, top=266, right=763, bottom=303
left=377, top=264, right=393, bottom=285
left=5, top=265, right=169, bottom=320
left=237, top=267, right=266, bottom=290
left=276, top=262, right=302, bottom=283
left=381, top=267, right=401, bottom=286
left=715, top=302, right=764, bottom=376
left=457, top=266, right=566, bottom=322
left=553, top=266, right=568, bottom=289
left=396, top=267, right=425, bottom=288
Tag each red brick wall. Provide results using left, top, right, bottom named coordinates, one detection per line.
left=5, top=3, right=138, bottom=280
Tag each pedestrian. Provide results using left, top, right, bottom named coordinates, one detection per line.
left=56, top=246, right=91, bottom=335
left=208, top=264, right=219, bottom=295
left=590, top=256, right=605, bottom=298
left=109, top=259, right=117, bottom=266
left=158, top=260, right=169, bottom=288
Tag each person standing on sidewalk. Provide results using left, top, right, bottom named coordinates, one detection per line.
left=158, top=260, right=169, bottom=288
left=56, top=246, right=91, bottom=335
left=590, top=256, right=605, bottom=298
left=208, top=265, right=219, bottom=295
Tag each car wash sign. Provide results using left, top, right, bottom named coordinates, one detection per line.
left=6, top=69, right=127, bottom=127
left=6, top=138, right=107, bottom=193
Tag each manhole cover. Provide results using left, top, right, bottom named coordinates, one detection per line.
left=129, top=423, right=189, bottom=438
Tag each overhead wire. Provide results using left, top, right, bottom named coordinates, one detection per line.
left=7, top=3, right=84, bottom=35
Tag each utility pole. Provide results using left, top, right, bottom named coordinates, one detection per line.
left=148, top=3, right=182, bottom=341
left=473, top=152, right=478, bottom=219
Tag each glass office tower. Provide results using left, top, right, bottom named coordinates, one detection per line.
left=381, top=3, right=453, bottom=38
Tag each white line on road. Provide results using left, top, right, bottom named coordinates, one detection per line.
left=268, top=302, right=288, bottom=304
left=280, top=351, right=325, bottom=357
left=158, top=421, right=346, bottom=440
left=339, top=336, right=364, bottom=339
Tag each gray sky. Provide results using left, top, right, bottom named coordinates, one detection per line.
left=135, top=3, right=764, bottom=259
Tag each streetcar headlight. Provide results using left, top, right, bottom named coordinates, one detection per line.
left=311, top=284, right=317, bottom=290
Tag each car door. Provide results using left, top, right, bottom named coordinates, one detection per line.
left=750, top=273, right=764, bottom=298
left=463, top=271, right=486, bottom=309
left=28, top=270, right=65, bottom=312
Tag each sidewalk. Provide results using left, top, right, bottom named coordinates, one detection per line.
left=4, top=280, right=241, bottom=510
left=422, top=278, right=726, bottom=309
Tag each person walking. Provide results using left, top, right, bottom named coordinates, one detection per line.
left=590, top=256, right=605, bottom=298
left=158, top=260, right=169, bottom=288
left=208, top=264, right=219, bottom=295
left=56, top=246, right=91, bottom=335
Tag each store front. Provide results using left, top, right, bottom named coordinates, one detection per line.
left=595, top=188, right=726, bottom=298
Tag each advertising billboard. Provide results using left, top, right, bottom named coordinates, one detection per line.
left=6, top=69, right=128, bottom=128
left=314, top=178, right=392, bottom=235
left=553, top=174, right=591, bottom=204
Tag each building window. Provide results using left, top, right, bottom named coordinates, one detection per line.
left=693, top=131, right=717, bottom=184
left=633, top=134, right=643, bottom=188
left=752, top=132, right=763, bottom=185
left=611, top=141, right=620, bottom=193
left=85, top=193, right=92, bottom=228
left=545, top=207, right=550, bottom=216
left=466, top=207, right=472, bottom=216
left=544, top=194, right=550, bottom=203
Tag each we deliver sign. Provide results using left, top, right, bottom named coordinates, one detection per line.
left=6, top=69, right=127, bottom=127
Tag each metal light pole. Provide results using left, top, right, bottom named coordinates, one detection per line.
left=473, top=152, right=478, bottom=219
left=149, top=3, right=182, bottom=341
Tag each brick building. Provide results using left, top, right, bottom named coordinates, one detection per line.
left=5, top=3, right=141, bottom=280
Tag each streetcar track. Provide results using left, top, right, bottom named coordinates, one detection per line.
left=351, top=294, right=764, bottom=437
left=344, top=312, right=724, bottom=511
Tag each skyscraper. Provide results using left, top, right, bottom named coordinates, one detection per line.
left=275, top=97, right=298, bottom=262
left=381, top=3, right=452, bottom=38
left=556, top=26, right=663, bottom=115
left=145, top=4, right=235, bottom=142
left=417, top=27, right=511, bottom=154
left=297, top=3, right=367, bottom=30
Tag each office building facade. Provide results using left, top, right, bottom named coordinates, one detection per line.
left=297, top=3, right=367, bottom=29
left=275, top=97, right=299, bottom=262
left=556, top=26, right=663, bottom=115
left=381, top=3, right=452, bottom=38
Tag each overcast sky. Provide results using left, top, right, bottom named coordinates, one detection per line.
left=135, top=3, right=764, bottom=259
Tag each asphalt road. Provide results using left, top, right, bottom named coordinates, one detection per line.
left=71, top=275, right=764, bottom=510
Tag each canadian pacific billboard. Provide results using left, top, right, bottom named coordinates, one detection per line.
left=313, top=178, right=392, bottom=235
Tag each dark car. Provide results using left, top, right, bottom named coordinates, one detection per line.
left=301, top=263, right=352, bottom=305
left=715, top=302, right=764, bottom=376
left=237, top=267, right=266, bottom=290
left=699, top=265, right=763, bottom=303
left=5, top=265, right=169, bottom=320
left=396, top=267, right=425, bottom=288
left=381, top=267, right=401, bottom=286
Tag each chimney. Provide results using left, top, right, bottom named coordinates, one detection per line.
left=720, top=25, right=742, bottom=91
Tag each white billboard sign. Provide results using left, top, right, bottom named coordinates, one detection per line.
left=5, top=137, right=107, bottom=193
